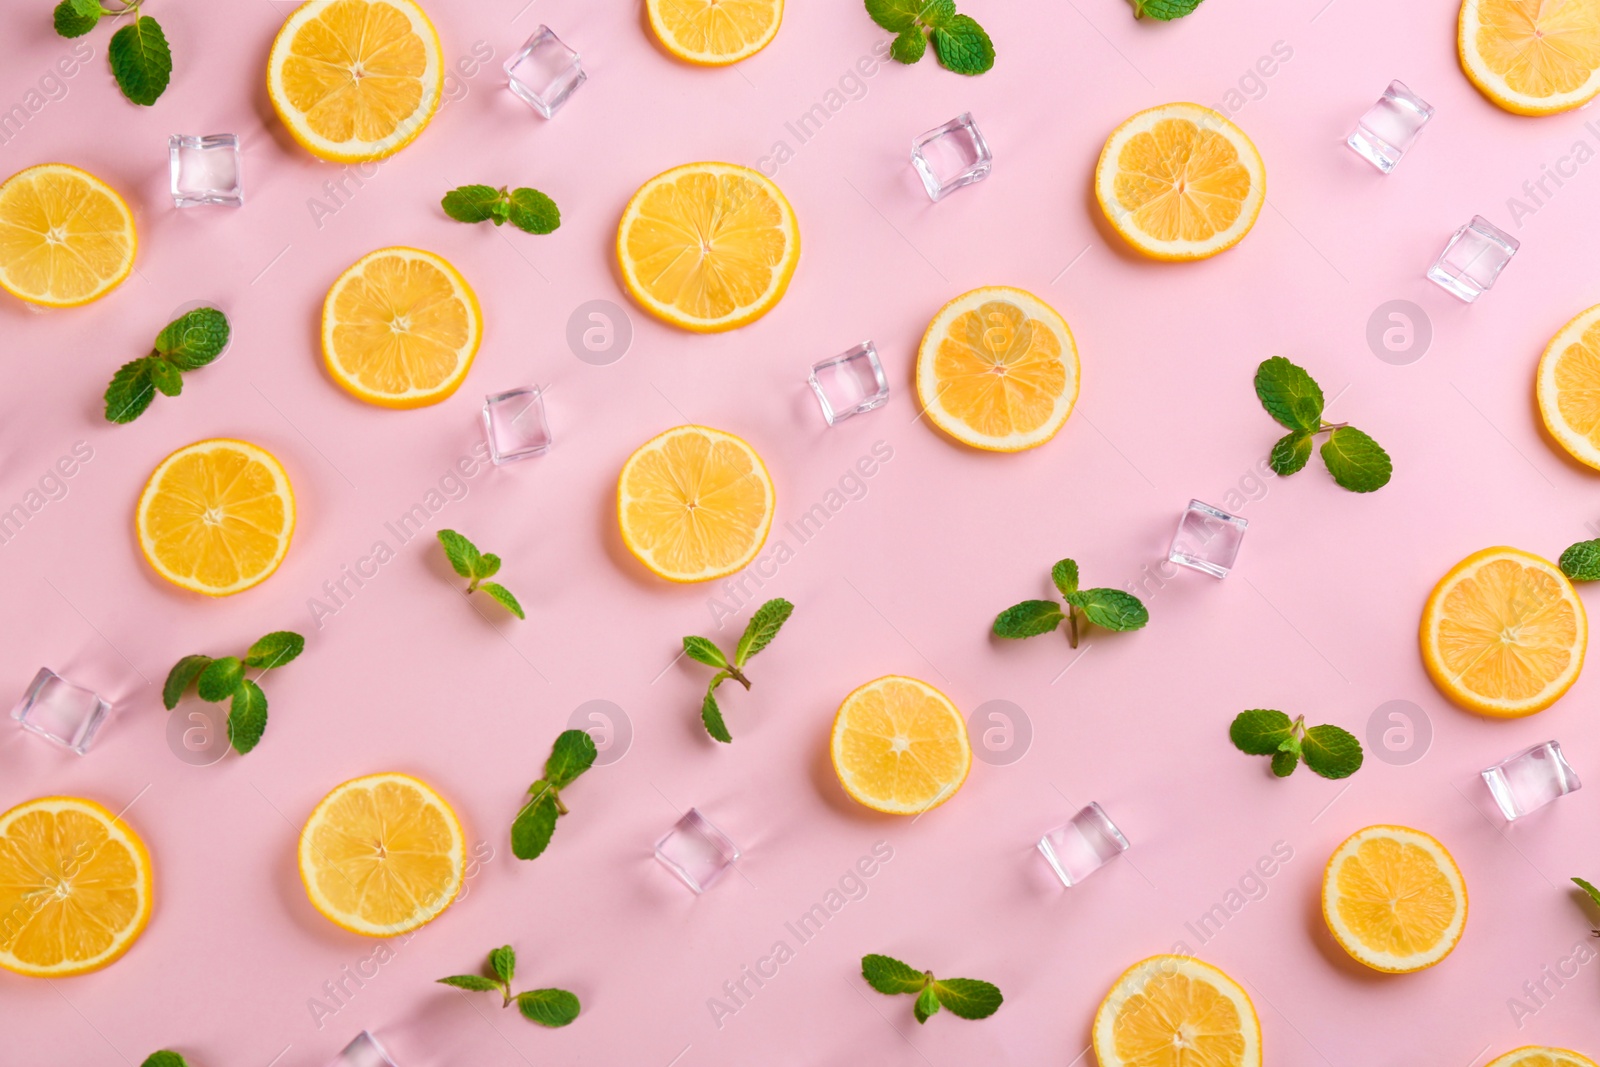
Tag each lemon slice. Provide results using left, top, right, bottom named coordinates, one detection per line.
left=0, top=796, right=154, bottom=977
left=1095, top=102, right=1265, bottom=261
left=322, top=246, right=482, bottom=408
left=829, top=676, right=971, bottom=815
left=1460, top=0, right=1600, bottom=115
left=646, top=0, right=783, bottom=65
left=0, top=163, right=136, bottom=308
left=1322, top=825, right=1467, bottom=973
left=1093, top=955, right=1262, bottom=1067
left=267, top=0, right=443, bottom=162
left=137, top=439, right=296, bottom=597
left=299, top=773, right=465, bottom=937
left=617, top=162, right=800, bottom=332
left=1537, top=303, right=1600, bottom=470
left=1420, top=546, right=1586, bottom=717
left=916, top=286, right=1080, bottom=452
left=1487, top=1048, right=1599, bottom=1067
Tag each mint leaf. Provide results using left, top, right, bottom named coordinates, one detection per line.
left=932, top=977, right=1003, bottom=1019
left=155, top=308, right=230, bottom=369
left=437, top=529, right=481, bottom=579
left=932, top=15, right=994, bottom=75
left=54, top=0, right=99, bottom=38
left=508, top=188, right=560, bottom=235
left=228, top=679, right=268, bottom=754
left=993, top=600, right=1064, bottom=638
left=246, top=631, right=304, bottom=669
left=479, top=582, right=525, bottom=619
left=1320, top=427, right=1392, bottom=492
left=735, top=597, right=793, bottom=664
left=1269, top=431, right=1313, bottom=476
left=862, top=954, right=927, bottom=994
left=1131, top=0, right=1205, bottom=19
left=913, top=984, right=941, bottom=1024
left=68, top=0, right=101, bottom=14
left=438, top=974, right=501, bottom=993
left=683, top=636, right=729, bottom=669
left=1254, top=357, right=1324, bottom=432
left=162, top=654, right=212, bottom=710
left=104, top=358, right=158, bottom=423
left=1561, top=540, right=1600, bottom=582
left=1301, top=724, right=1363, bottom=779
left=475, top=553, right=502, bottom=580
left=864, top=0, right=926, bottom=32
left=544, top=729, right=597, bottom=788
left=109, top=16, right=171, bottom=106
left=140, top=1054, right=187, bottom=1067
left=511, top=788, right=560, bottom=860
left=442, top=185, right=503, bottom=224
left=149, top=359, right=183, bottom=397
left=196, top=656, right=244, bottom=701
left=489, top=945, right=516, bottom=985
left=1051, top=559, right=1079, bottom=597
left=515, top=988, right=580, bottom=1027
left=701, top=686, right=732, bottom=743
left=1270, top=749, right=1299, bottom=777
left=1575, top=876, right=1600, bottom=909
left=890, top=27, right=926, bottom=63
left=1230, top=710, right=1295, bottom=755
left=1069, top=588, right=1148, bottom=632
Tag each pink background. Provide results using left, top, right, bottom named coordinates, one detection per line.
left=2, top=0, right=1599, bottom=1064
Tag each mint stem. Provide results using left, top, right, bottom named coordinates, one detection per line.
left=553, top=795, right=568, bottom=816
left=1318, top=422, right=1348, bottom=434
left=726, top=667, right=752, bottom=690
left=1065, top=608, right=1080, bottom=648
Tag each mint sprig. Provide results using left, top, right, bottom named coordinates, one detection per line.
left=1229, top=709, right=1363, bottom=779
left=511, top=729, right=597, bottom=861
left=161, top=631, right=303, bottom=755
left=860, top=954, right=1003, bottom=1024
left=438, top=944, right=581, bottom=1027
left=53, top=0, right=172, bottom=105
left=437, top=529, right=525, bottom=619
left=1255, top=357, right=1391, bottom=492
left=864, top=0, right=994, bottom=75
left=104, top=307, right=229, bottom=423
left=1129, top=0, right=1205, bottom=19
left=442, top=185, right=561, bottom=235
left=682, top=598, right=793, bottom=743
left=140, top=1054, right=187, bottom=1067
left=1574, top=877, right=1600, bottom=937
left=993, top=557, right=1147, bottom=649
left=1559, top=540, right=1600, bottom=582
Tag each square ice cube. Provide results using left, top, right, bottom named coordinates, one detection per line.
left=1481, top=740, right=1581, bottom=821
left=1428, top=215, right=1519, bottom=302
left=505, top=26, right=586, bottom=118
left=1037, top=802, right=1129, bottom=887
left=655, top=808, right=739, bottom=893
left=911, top=112, right=992, bottom=201
left=325, top=1032, right=398, bottom=1067
left=169, top=134, right=243, bottom=207
left=1346, top=81, right=1434, bottom=174
left=482, top=386, right=552, bottom=464
left=12, top=668, right=110, bottom=755
left=1168, top=500, right=1247, bottom=578
left=809, top=341, right=889, bottom=425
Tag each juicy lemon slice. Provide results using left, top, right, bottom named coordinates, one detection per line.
left=616, top=162, right=800, bottom=332
left=1537, top=303, right=1600, bottom=470
left=1093, top=955, right=1262, bottom=1067
left=1420, top=546, right=1586, bottom=717
left=1322, top=825, right=1467, bottom=973
left=829, top=676, right=971, bottom=815
left=299, top=773, right=465, bottom=937
left=1460, top=0, right=1600, bottom=115
left=136, top=439, right=296, bottom=597
left=267, top=0, right=443, bottom=162
left=1486, top=1048, right=1600, bottom=1067
left=0, top=163, right=136, bottom=308
left=646, top=0, right=783, bottom=65
left=915, top=286, right=1080, bottom=452
left=1095, top=102, right=1265, bottom=261
left=617, top=425, right=775, bottom=582
left=0, top=796, right=154, bottom=977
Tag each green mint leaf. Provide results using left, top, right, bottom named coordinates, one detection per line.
left=1301, top=724, right=1363, bottom=779
left=515, top=988, right=581, bottom=1027
left=914, top=984, right=941, bottom=1024
left=1574, top=877, right=1600, bottom=909
left=735, top=597, right=794, bottom=665
left=436, top=529, right=481, bottom=579
left=196, top=656, right=244, bottom=701
left=683, top=636, right=729, bottom=669
left=149, top=359, right=183, bottom=397
left=109, top=16, right=172, bottom=106
left=162, top=654, right=213, bottom=710
left=54, top=0, right=100, bottom=38
left=511, top=788, right=560, bottom=861
left=1131, top=0, right=1205, bottom=19
left=1254, top=357, right=1324, bottom=432
left=864, top=0, right=924, bottom=32
left=932, top=977, right=1003, bottom=1020
left=1269, top=431, right=1313, bottom=476
left=701, top=685, right=732, bottom=743
left=1320, top=427, right=1392, bottom=492
left=68, top=0, right=101, bottom=14
left=155, top=308, right=230, bottom=369
left=479, top=582, right=525, bottom=619
left=890, top=27, right=926, bottom=63
left=508, top=188, right=561, bottom=235
left=1270, top=749, right=1299, bottom=777
left=228, top=679, right=268, bottom=754
left=489, top=945, right=516, bottom=985
left=1560, top=540, right=1600, bottom=582
left=1069, top=589, right=1148, bottom=632
left=245, top=631, right=305, bottom=670
left=104, top=358, right=158, bottom=423
left=993, top=600, right=1064, bottom=639
left=438, top=974, right=502, bottom=993
left=475, top=553, right=502, bottom=580
left=544, top=728, right=597, bottom=788
left=1051, top=559, right=1080, bottom=597
left=442, top=185, right=503, bottom=224
left=140, top=1054, right=187, bottom=1067
left=932, top=15, right=994, bottom=76
left=491, top=199, right=511, bottom=225
left=1229, top=709, right=1295, bottom=755
left=861, top=954, right=927, bottom=994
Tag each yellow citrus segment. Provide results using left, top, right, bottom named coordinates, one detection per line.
left=617, top=162, right=800, bottom=332
left=0, top=163, right=135, bottom=308
left=647, top=0, right=783, bottom=64
left=829, top=676, right=971, bottom=815
left=1537, top=303, right=1600, bottom=469
left=1460, top=0, right=1600, bottom=115
left=617, top=425, right=774, bottom=583
left=298, top=773, right=465, bottom=937
left=267, top=0, right=442, bottom=162
left=1093, top=956, right=1262, bottom=1067
left=136, top=439, right=296, bottom=597
left=321, top=246, right=481, bottom=408
left=1420, top=547, right=1587, bottom=717
left=1095, top=103, right=1265, bottom=261
left=1321, top=825, right=1467, bottom=973
left=916, top=286, right=1080, bottom=452
left=0, top=797, right=153, bottom=977
left=1487, top=1048, right=1600, bottom=1067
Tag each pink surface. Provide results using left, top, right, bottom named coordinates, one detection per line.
left=2, top=0, right=1599, bottom=1064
